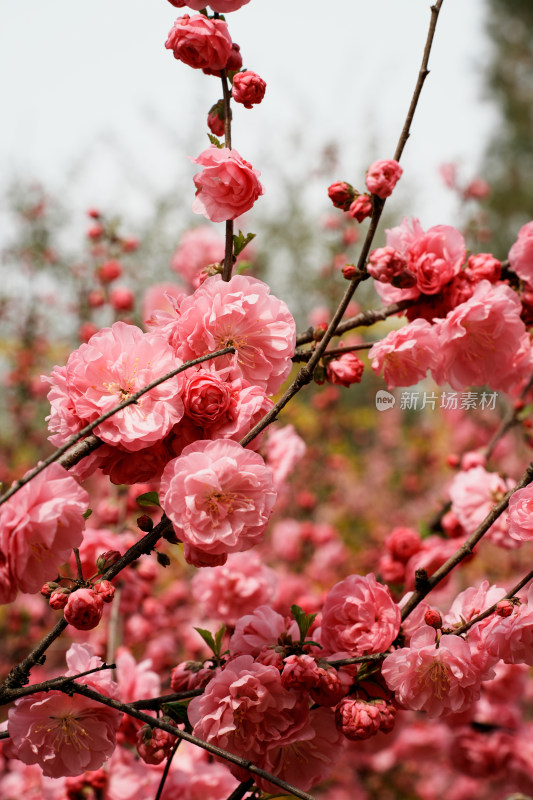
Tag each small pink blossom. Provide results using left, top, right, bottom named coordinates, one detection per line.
left=327, top=181, right=354, bottom=211
left=326, top=352, right=364, bottom=387
left=136, top=725, right=176, bottom=765
left=142, top=283, right=186, bottom=327
left=191, top=550, right=278, bottom=624
left=264, top=424, right=306, bottom=488
left=191, top=146, right=264, bottom=222
left=449, top=466, right=515, bottom=548
left=369, top=318, right=437, bottom=388
left=165, top=14, right=233, bottom=71
left=367, top=246, right=408, bottom=283
left=160, top=439, right=276, bottom=562
left=320, top=573, right=401, bottom=657
left=382, top=625, right=484, bottom=717
left=230, top=605, right=299, bottom=656
left=385, top=526, right=421, bottom=562
left=183, top=371, right=232, bottom=425
left=508, top=482, right=533, bottom=542
left=170, top=274, right=296, bottom=395
left=232, top=70, right=266, bottom=108
left=6, top=644, right=122, bottom=777
left=0, top=463, right=89, bottom=599
left=187, top=654, right=310, bottom=778
left=348, top=194, right=373, bottom=222
left=407, top=225, right=466, bottom=295
left=334, top=698, right=390, bottom=741
left=464, top=252, right=501, bottom=283
left=485, top=585, right=533, bottom=665
left=365, top=159, right=403, bottom=199
left=432, top=280, right=528, bottom=391
left=46, top=321, right=185, bottom=452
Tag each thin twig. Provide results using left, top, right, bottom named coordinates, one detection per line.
left=0, top=663, right=115, bottom=703
left=0, top=347, right=235, bottom=508
left=221, top=68, right=235, bottom=281
left=452, top=566, right=533, bottom=637
left=295, top=299, right=416, bottom=347
left=226, top=779, right=255, bottom=800
left=154, top=738, right=182, bottom=800
left=293, top=342, right=373, bottom=363
left=401, top=460, right=533, bottom=620
left=62, top=682, right=318, bottom=800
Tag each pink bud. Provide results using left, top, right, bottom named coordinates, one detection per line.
left=93, top=580, right=116, bottom=604
left=64, top=588, right=104, bottom=630
left=424, top=608, right=442, bottom=629
left=136, top=724, right=176, bottom=765
left=496, top=599, right=514, bottom=618
left=87, top=224, right=104, bottom=240
left=87, top=208, right=101, bottom=219
left=40, top=581, right=59, bottom=598
left=88, top=289, right=106, bottom=308
left=97, top=259, right=122, bottom=283
left=232, top=70, right=267, bottom=108
left=327, top=181, right=354, bottom=211
left=49, top=588, right=70, bottom=610
left=335, top=698, right=383, bottom=741
left=348, top=194, right=373, bottom=222
left=121, top=236, right=139, bottom=253
left=365, top=159, right=403, bottom=199
left=96, top=550, right=122, bottom=573
left=78, top=322, right=99, bottom=343
left=109, top=287, right=135, bottom=312
left=207, top=101, right=225, bottom=137
left=342, top=264, right=358, bottom=280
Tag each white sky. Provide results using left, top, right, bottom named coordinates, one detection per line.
left=0, top=0, right=494, bottom=240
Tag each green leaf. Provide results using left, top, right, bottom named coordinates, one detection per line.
left=232, top=230, right=256, bottom=258
left=82, top=508, right=93, bottom=520
left=214, top=624, right=226, bottom=655
left=194, top=627, right=217, bottom=654
left=207, top=133, right=223, bottom=149
left=290, top=604, right=317, bottom=643
left=136, top=491, right=161, bottom=508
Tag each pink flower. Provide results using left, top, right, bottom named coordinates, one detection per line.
left=326, top=352, right=364, bottom=387
left=369, top=318, right=437, bottom=388
left=172, top=0, right=251, bottom=9
left=385, top=527, right=421, bottom=563
left=320, top=573, right=401, bottom=657
left=485, top=585, right=533, bottom=665
left=183, top=371, right=233, bottom=425
left=46, top=321, right=185, bottom=452
left=232, top=70, right=266, bottom=108
left=142, top=283, right=187, bottom=326
left=264, top=424, right=306, bottom=488
left=464, top=252, right=501, bottom=283
left=230, top=605, right=299, bottom=656
left=109, top=286, right=134, bottom=312
left=160, top=439, right=276, bottom=562
left=407, top=225, right=466, bottom=295
left=191, top=551, right=278, bottom=624
left=327, top=181, right=354, bottom=210
left=0, top=463, right=88, bottom=598
left=207, top=101, right=225, bottom=137
left=508, top=483, right=533, bottom=542
left=136, top=725, right=176, bottom=765
left=165, top=15, right=233, bottom=71
left=348, top=194, right=373, bottom=222
left=187, top=654, right=310, bottom=779
left=6, top=644, right=122, bottom=777
left=382, top=625, right=483, bottom=717
left=64, top=588, right=104, bottom=630
left=367, top=246, right=408, bottom=283
left=169, top=274, right=296, bottom=395
left=449, top=466, right=515, bottom=548
left=365, top=159, right=403, bottom=199
left=191, top=146, right=264, bottom=222
left=335, top=698, right=392, bottom=741
left=170, top=226, right=224, bottom=289
left=258, top=707, right=342, bottom=793
left=509, top=220, right=533, bottom=283
left=432, top=280, right=528, bottom=391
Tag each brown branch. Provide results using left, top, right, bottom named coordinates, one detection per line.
left=129, top=689, right=204, bottom=710
left=1, top=617, right=69, bottom=692
left=62, top=682, right=318, bottom=800
left=221, top=68, right=234, bottom=281
left=0, top=663, right=115, bottom=703
left=293, top=342, right=373, bottom=363
left=0, top=347, right=235, bottom=508
left=295, top=300, right=416, bottom=347
left=393, top=0, right=444, bottom=162
left=401, top=460, right=533, bottom=621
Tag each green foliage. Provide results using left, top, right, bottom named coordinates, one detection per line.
left=136, top=491, right=161, bottom=508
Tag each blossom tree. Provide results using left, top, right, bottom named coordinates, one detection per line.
left=3, top=2, right=533, bottom=799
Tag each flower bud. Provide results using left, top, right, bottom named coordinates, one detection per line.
left=342, top=264, right=358, bottom=280
left=207, top=100, right=225, bottom=137
left=335, top=698, right=382, bottom=741
left=41, top=581, right=59, bottom=598
left=348, top=194, right=373, bottom=223
left=496, top=599, right=514, bottom=618
left=424, top=608, right=442, bottom=629
left=97, top=259, right=122, bottom=283
left=137, top=515, right=154, bottom=533
left=136, top=724, right=176, bottom=765
left=93, top=580, right=116, bottom=604
left=64, top=588, right=104, bottom=631
left=96, top=550, right=122, bottom=573
left=327, top=181, right=354, bottom=211
left=49, top=588, right=71, bottom=610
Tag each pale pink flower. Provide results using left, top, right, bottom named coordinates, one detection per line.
left=191, top=551, right=278, bottom=624
left=6, top=644, right=122, bottom=777
left=432, top=280, right=527, bottom=391
left=365, top=159, right=403, bottom=199
left=485, top=584, right=533, bottom=665
left=320, top=573, right=401, bottom=657
left=464, top=252, right=501, bottom=283
left=508, top=482, right=533, bottom=542
left=258, top=707, right=343, bottom=793
left=165, top=14, right=233, bottom=71
left=449, top=466, right=515, bottom=548
left=0, top=463, right=88, bottom=597
left=171, top=226, right=224, bottom=289
left=382, top=625, right=483, bottom=717
left=160, top=439, right=276, bottom=562
left=386, top=216, right=426, bottom=256
left=369, top=318, right=437, bottom=388
left=142, top=283, right=187, bottom=326
left=188, top=654, right=310, bottom=780
left=367, top=246, right=408, bottom=283
left=232, top=70, right=266, bottom=108
left=183, top=371, right=233, bottom=425
left=264, top=424, right=306, bottom=488
left=169, top=274, right=296, bottom=395
left=191, top=147, right=264, bottom=223
left=407, top=225, right=465, bottom=295
left=229, top=605, right=299, bottom=656
left=46, top=321, right=185, bottom=452
left=509, top=220, right=533, bottom=283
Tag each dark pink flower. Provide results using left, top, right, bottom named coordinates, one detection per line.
left=365, top=159, right=403, bottom=199
left=232, top=70, right=266, bottom=108
left=165, top=14, right=232, bottom=72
